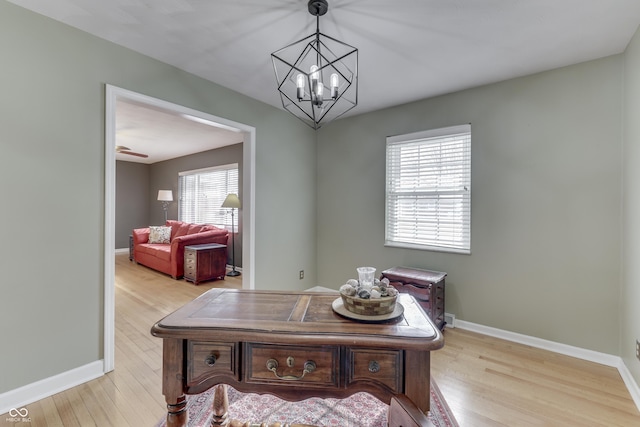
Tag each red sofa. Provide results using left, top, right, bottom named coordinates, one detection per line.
left=132, top=220, right=229, bottom=279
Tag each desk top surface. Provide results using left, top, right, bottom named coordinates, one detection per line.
left=151, top=289, right=443, bottom=351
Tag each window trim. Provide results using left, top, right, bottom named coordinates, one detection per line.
left=385, top=124, right=471, bottom=254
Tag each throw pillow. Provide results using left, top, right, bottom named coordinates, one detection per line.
left=148, top=226, right=171, bottom=244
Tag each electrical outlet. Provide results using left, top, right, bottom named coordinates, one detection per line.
left=299, top=270, right=304, bottom=280
left=636, top=340, right=640, bottom=361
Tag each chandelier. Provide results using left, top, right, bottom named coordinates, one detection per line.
left=271, top=0, right=358, bottom=130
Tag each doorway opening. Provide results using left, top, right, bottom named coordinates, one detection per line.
left=103, top=85, right=256, bottom=372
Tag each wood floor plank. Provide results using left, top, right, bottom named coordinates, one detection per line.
left=38, top=397, right=64, bottom=427
left=94, top=374, right=148, bottom=427
left=64, top=388, right=95, bottom=427
left=50, top=394, right=79, bottom=427
left=77, top=381, right=118, bottom=427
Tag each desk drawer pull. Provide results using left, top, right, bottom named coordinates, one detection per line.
left=266, top=358, right=316, bottom=381
left=368, top=360, right=380, bottom=373
left=205, top=355, right=217, bottom=367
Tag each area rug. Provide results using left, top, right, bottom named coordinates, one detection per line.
left=156, top=380, right=458, bottom=427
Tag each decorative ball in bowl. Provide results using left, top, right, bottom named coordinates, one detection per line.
left=339, top=277, right=398, bottom=316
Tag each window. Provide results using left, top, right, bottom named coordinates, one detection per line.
left=178, top=164, right=239, bottom=228
left=385, top=124, right=471, bottom=254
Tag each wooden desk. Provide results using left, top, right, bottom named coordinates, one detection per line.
left=151, top=289, right=444, bottom=427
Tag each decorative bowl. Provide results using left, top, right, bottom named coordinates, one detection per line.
left=339, top=293, right=397, bottom=316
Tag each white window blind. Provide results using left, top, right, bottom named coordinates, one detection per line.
left=178, top=164, right=238, bottom=228
left=385, top=124, right=471, bottom=254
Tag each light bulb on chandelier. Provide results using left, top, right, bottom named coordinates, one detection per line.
left=330, top=73, right=339, bottom=99
left=297, top=66, right=339, bottom=108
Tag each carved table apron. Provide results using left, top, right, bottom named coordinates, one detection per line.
left=151, top=289, right=444, bottom=427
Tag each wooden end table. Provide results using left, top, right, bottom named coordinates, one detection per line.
left=151, top=289, right=444, bottom=427
left=184, top=243, right=227, bottom=284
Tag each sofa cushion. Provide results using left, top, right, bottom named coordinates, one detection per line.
left=138, top=243, right=171, bottom=261
left=173, top=222, right=190, bottom=239
left=166, top=220, right=182, bottom=240
left=149, top=226, right=171, bottom=244
left=187, top=224, right=204, bottom=234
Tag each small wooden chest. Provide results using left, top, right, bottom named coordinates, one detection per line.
left=184, top=243, right=227, bottom=284
left=381, top=267, right=447, bottom=330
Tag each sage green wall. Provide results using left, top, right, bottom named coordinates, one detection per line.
left=0, top=0, right=316, bottom=395
left=623, top=26, right=640, bottom=385
left=317, top=56, right=623, bottom=354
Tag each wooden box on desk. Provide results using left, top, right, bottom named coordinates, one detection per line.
left=381, top=267, right=447, bottom=330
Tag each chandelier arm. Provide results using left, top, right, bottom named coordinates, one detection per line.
left=280, top=92, right=319, bottom=124
left=316, top=95, right=356, bottom=125
left=315, top=79, right=354, bottom=121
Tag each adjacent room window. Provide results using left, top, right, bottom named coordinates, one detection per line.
left=178, top=164, right=239, bottom=228
left=385, top=124, right=471, bottom=254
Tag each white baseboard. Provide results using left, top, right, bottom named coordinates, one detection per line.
left=0, top=360, right=104, bottom=416
left=115, top=248, right=128, bottom=254
left=617, top=358, right=640, bottom=411
left=455, top=320, right=620, bottom=366
left=455, top=319, right=640, bottom=412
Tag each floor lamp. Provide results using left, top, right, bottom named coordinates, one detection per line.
left=157, top=190, right=173, bottom=223
left=222, top=193, right=241, bottom=277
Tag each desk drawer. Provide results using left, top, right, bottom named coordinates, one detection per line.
left=244, top=343, right=339, bottom=388
left=346, top=348, right=403, bottom=393
left=187, top=341, right=238, bottom=385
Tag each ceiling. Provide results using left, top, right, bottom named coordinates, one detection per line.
left=115, top=98, right=242, bottom=164
left=9, top=0, right=640, bottom=161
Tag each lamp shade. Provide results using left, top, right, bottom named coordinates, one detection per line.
left=221, top=193, right=241, bottom=209
left=157, top=190, right=173, bottom=202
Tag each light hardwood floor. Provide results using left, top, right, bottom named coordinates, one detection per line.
left=2, top=253, right=639, bottom=426
left=431, top=330, right=639, bottom=426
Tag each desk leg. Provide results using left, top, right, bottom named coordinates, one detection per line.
left=163, top=339, right=187, bottom=427
left=388, top=394, right=433, bottom=427
left=404, top=350, right=431, bottom=414
left=211, top=384, right=229, bottom=426
left=166, top=396, right=187, bottom=427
